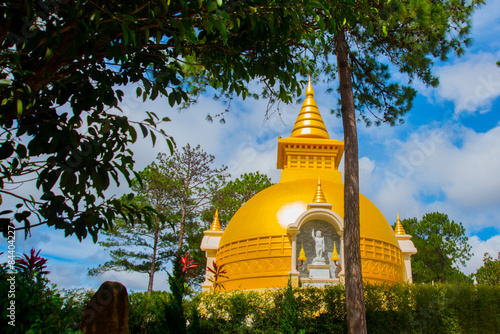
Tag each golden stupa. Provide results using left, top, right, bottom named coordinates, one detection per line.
left=201, top=79, right=417, bottom=290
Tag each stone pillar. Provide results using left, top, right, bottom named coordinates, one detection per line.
left=289, top=233, right=300, bottom=286
left=396, top=234, right=417, bottom=283
left=200, top=229, right=223, bottom=291
left=339, top=231, right=345, bottom=281
left=81, top=281, right=129, bottom=334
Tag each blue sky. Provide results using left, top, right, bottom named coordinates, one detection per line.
left=2, top=2, right=500, bottom=292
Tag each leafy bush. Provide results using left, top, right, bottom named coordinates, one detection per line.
left=0, top=250, right=89, bottom=333
left=128, top=291, right=172, bottom=334
left=60, top=288, right=95, bottom=331
left=192, top=283, right=500, bottom=334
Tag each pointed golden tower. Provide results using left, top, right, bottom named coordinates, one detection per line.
left=394, top=213, right=406, bottom=235
left=298, top=242, right=307, bottom=262
left=331, top=242, right=340, bottom=262
left=290, top=78, right=330, bottom=139
left=208, top=79, right=410, bottom=291
left=312, top=178, right=327, bottom=203
left=209, top=209, right=222, bottom=231
left=277, top=78, right=344, bottom=182
left=200, top=209, right=224, bottom=291
left=393, top=213, right=418, bottom=283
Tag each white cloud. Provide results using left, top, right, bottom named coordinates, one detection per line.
left=439, top=127, right=500, bottom=208
left=470, top=1, right=500, bottom=47
left=461, top=235, right=500, bottom=275
left=358, top=120, right=500, bottom=274
left=89, top=270, right=170, bottom=292
left=353, top=118, right=500, bottom=271
left=359, top=157, right=375, bottom=175
left=432, top=52, right=500, bottom=114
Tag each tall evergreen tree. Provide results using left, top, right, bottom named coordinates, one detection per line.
left=88, top=162, right=176, bottom=295
left=158, top=144, right=229, bottom=251
left=89, top=144, right=228, bottom=293
left=400, top=212, right=472, bottom=284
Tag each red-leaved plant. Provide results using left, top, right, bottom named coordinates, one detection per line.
left=15, top=248, right=50, bottom=280
left=178, top=252, right=200, bottom=276
left=207, top=261, right=228, bottom=291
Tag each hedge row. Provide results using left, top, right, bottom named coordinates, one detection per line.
left=129, top=283, right=500, bottom=334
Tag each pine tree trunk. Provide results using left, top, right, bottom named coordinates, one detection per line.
left=335, top=28, right=367, bottom=334
left=147, top=225, right=160, bottom=296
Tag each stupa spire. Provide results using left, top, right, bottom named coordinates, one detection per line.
left=312, top=178, right=327, bottom=203
left=394, top=213, right=406, bottom=235
left=331, top=242, right=340, bottom=262
left=209, top=209, right=221, bottom=231
left=290, top=77, right=330, bottom=139
left=298, top=242, right=307, bottom=262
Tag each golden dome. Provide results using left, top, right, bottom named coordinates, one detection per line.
left=217, top=177, right=404, bottom=290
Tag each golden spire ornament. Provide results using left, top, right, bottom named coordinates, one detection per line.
left=394, top=213, right=406, bottom=235
left=312, top=177, right=327, bottom=203
left=209, top=209, right=221, bottom=231
left=290, top=76, right=330, bottom=138
left=331, top=242, right=340, bottom=262
left=298, top=242, right=307, bottom=262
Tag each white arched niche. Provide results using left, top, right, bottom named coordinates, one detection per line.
left=287, top=203, right=345, bottom=285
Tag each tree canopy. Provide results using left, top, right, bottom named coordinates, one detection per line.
left=89, top=144, right=225, bottom=290
left=0, top=0, right=484, bottom=240
left=209, top=171, right=273, bottom=228
left=475, top=252, right=500, bottom=286
left=400, top=212, right=473, bottom=284
left=309, top=2, right=482, bottom=331
left=0, top=0, right=315, bottom=240
left=88, top=162, right=176, bottom=295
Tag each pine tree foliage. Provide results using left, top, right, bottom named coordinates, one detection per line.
left=475, top=252, right=500, bottom=286
left=400, top=212, right=473, bottom=284
left=87, top=162, right=177, bottom=295
left=301, top=3, right=484, bottom=332
left=88, top=144, right=227, bottom=292
left=157, top=144, right=229, bottom=251
left=0, top=0, right=316, bottom=240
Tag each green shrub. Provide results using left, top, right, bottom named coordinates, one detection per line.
left=6, top=279, right=499, bottom=333
left=0, top=270, right=86, bottom=333
left=193, top=283, right=500, bottom=334
left=59, top=287, right=94, bottom=332
left=128, top=291, right=171, bottom=334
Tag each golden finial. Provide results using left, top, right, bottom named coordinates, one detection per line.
left=209, top=209, right=221, bottom=231
left=306, top=76, right=314, bottom=96
left=298, top=242, right=307, bottom=262
left=394, top=213, right=406, bottom=235
left=290, top=77, right=329, bottom=139
left=331, top=242, right=340, bottom=262
left=312, top=177, right=327, bottom=203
